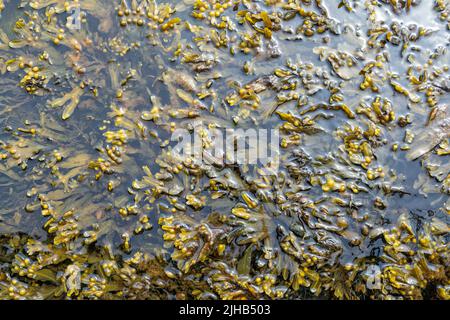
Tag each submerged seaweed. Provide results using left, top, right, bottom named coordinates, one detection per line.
left=0, top=0, right=448, bottom=300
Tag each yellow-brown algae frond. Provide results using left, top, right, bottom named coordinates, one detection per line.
left=49, top=86, right=84, bottom=120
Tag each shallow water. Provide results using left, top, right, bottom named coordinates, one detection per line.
left=0, top=0, right=448, bottom=300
